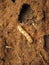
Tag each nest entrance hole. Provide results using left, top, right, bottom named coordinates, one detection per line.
left=18, top=4, right=31, bottom=23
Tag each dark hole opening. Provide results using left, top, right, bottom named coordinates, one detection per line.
left=11, top=0, right=15, bottom=3
left=18, top=4, right=30, bottom=23
left=44, top=34, right=49, bottom=51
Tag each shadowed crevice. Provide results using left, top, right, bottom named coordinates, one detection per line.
left=18, top=4, right=30, bottom=23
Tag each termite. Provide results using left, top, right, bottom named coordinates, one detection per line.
left=5, top=46, right=12, bottom=49
left=17, top=25, right=33, bottom=43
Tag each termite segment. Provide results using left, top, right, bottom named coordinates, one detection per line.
left=17, top=25, right=33, bottom=43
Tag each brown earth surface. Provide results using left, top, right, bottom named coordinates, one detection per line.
left=0, top=0, right=49, bottom=65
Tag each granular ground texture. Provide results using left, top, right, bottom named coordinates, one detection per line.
left=0, top=0, right=49, bottom=65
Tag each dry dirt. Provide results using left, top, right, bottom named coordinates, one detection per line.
left=0, top=0, right=49, bottom=65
